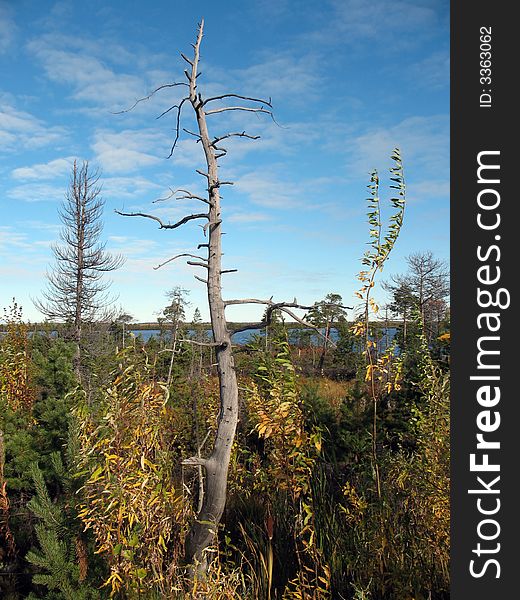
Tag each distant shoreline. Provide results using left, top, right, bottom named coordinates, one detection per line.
left=14, top=320, right=403, bottom=331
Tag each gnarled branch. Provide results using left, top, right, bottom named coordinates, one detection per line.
left=226, top=298, right=351, bottom=346
left=166, top=97, right=190, bottom=157
left=153, top=188, right=211, bottom=206
left=153, top=253, right=208, bottom=271
left=202, top=93, right=272, bottom=107
left=205, top=106, right=273, bottom=117
left=112, top=82, right=188, bottom=114
left=115, top=210, right=208, bottom=230
left=187, top=260, right=209, bottom=269
left=212, top=131, right=260, bottom=145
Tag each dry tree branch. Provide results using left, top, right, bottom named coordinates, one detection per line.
left=212, top=131, right=260, bottom=145
left=180, top=52, right=193, bottom=66
left=166, top=97, right=190, bottom=157
left=183, top=128, right=202, bottom=140
left=186, top=260, right=209, bottom=269
left=225, top=298, right=314, bottom=333
left=156, top=99, right=186, bottom=120
left=111, top=82, right=188, bottom=114
left=114, top=18, right=284, bottom=571
left=202, top=219, right=222, bottom=236
left=202, top=93, right=272, bottom=107
left=152, top=188, right=211, bottom=206
left=205, top=106, right=273, bottom=116
left=115, top=210, right=208, bottom=230
left=153, top=253, right=208, bottom=271
left=225, top=298, right=352, bottom=346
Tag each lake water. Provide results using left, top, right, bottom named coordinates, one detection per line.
left=1, top=326, right=398, bottom=350
left=129, top=327, right=398, bottom=348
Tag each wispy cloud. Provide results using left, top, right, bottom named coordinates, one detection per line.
left=407, top=179, right=449, bottom=200
left=27, top=36, right=141, bottom=109
left=26, top=32, right=184, bottom=116
left=100, top=175, right=164, bottom=201
left=107, top=235, right=158, bottom=256
left=12, top=157, right=76, bottom=180
left=23, top=220, right=61, bottom=234
left=227, top=211, right=272, bottom=224
left=0, top=2, right=17, bottom=54
left=205, top=50, right=322, bottom=110
left=345, top=114, right=449, bottom=176
left=92, top=129, right=169, bottom=173
left=6, top=182, right=66, bottom=203
left=323, top=0, right=444, bottom=49
left=0, top=100, right=68, bottom=152
left=233, top=169, right=345, bottom=213
left=409, top=50, right=450, bottom=90
left=234, top=171, right=302, bottom=209
left=0, top=225, right=32, bottom=250
left=0, top=226, right=54, bottom=270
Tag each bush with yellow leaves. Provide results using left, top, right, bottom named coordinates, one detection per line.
left=75, top=347, right=190, bottom=597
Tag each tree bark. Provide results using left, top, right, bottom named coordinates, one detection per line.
left=115, top=21, right=275, bottom=574
left=183, top=21, right=239, bottom=573
left=73, top=160, right=84, bottom=382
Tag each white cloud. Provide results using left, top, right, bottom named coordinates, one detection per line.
left=22, top=220, right=61, bottom=233
left=92, top=129, right=169, bottom=173
left=0, top=100, right=68, bottom=152
left=228, top=211, right=272, bottom=224
left=12, top=157, right=76, bottom=180
left=233, top=170, right=344, bottom=213
left=27, top=37, right=141, bottom=109
left=107, top=235, right=158, bottom=256
left=26, top=33, right=185, bottom=116
left=325, top=0, right=442, bottom=48
left=7, top=182, right=66, bottom=203
left=410, top=50, right=450, bottom=90
left=407, top=179, right=449, bottom=200
left=205, top=50, right=321, bottom=110
left=345, top=114, right=449, bottom=177
left=234, top=171, right=301, bottom=209
left=235, top=53, right=321, bottom=104
left=0, top=226, right=32, bottom=250
left=101, top=175, right=163, bottom=201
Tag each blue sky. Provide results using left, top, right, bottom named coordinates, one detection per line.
left=0, top=0, right=449, bottom=323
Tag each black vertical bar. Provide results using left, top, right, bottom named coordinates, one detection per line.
left=451, top=1, right=517, bottom=598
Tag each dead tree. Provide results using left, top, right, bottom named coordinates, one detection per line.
left=36, top=161, right=124, bottom=379
left=117, top=20, right=350, bottom=574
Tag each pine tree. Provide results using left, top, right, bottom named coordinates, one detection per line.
left=35, top=161, right=123, bottom=380
left=26, top=456, right=103, bottom=599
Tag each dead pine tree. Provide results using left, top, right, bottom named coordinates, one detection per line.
left=116, top=20, right=349, bottom=577
left=36, top=161, right=124, bottom=381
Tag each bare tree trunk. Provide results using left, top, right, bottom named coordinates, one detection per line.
left=74, top=161, right=84, bottom=382
left=115, top=20, right=284, bottom=576
left=166, top=322, right=178, bottom=386
left=317, top=319, right=331, bottom=375
left=181, top=22, right=238, bottom=573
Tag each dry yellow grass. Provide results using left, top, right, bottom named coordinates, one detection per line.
left=299, top=377, right=352, bottom=413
